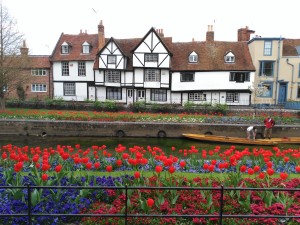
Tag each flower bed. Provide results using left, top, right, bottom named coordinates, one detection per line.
left=0, top=143, right=300, bottom=225
left=0, top=108, right=299, bottom=124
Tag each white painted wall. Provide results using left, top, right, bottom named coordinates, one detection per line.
left=171, top=71, right=254, bottom=91
left=134, top=68, right=144, bottom=87
left=52, top=61, right=94, bottom=81
left=53, top=82, right=88, bottom=101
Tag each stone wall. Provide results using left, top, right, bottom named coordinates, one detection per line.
left=0, top=120, right=299, bottom=138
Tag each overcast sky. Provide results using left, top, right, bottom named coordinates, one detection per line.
left=3, top=0, right=299, bottom=55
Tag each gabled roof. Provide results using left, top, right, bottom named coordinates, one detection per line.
left=94, top=38, right=142, bottom=70
left=131, top=27, right=172, bottom=55
left=170, top=41, right=255, bottom=71
left=282, top=39, right=300, bottom=56
left=51, top=32, right=98, bottom=61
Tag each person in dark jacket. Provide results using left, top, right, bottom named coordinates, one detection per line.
left=264, top=115, right=275, bottom=139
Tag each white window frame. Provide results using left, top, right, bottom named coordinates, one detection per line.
left=264, top=41, right=272, bottom=56
left=31, top=69, right=46, bottom=76
left=259, top=61, right=274, bottom=77
left=226, top=92, right=239, bottom=103
left=145, top=53, right=158, bottom=62
left=180, top=72, right=195, bottom=82
left=107, top=87, right=122, bottom=100
left=189, top=92, right=206, bottom=101
left=32, top=84, right=47, bottom=92
left=150, top=89, right=167, bottom=101
left=105, top=70, right=120, bottom=83
left=78, top=61, right=86, bottom=76
left=108, top=55, right=116, bottom=64
left=64, top=83, right=75, bottom=96
left=62, top=62, right=69, bottom=76
left=188, top=51, right=198, bottom=63
left=229, top=72, right=250, bottom=83
left=82, top=42, right=90, bottom=54
left=145, top=69, right=160, bottom=82
left=61, top=43, right=69, bottom=54
left=224, top=52, right=235, bottom=63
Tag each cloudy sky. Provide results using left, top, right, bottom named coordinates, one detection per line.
left=3, top=0, right=299, bottom=55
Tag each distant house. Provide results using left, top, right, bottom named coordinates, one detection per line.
left=248, top=35, right=300, bottom=105
left=50, top=21, right=256, bottom=106
left=6, top=41, right=51, bottom=100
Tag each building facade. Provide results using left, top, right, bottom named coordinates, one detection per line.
left=248, top=36, right=300, bottom=105
left=50, top=21, right=256, bottom=106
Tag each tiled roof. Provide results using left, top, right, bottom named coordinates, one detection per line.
left=53, top=29, right=255, bottom=72
left=282, top=39, right=300, bottom=56
left=29, top=56, right=50, bottom=68
left=170, top=41, right=255, bottom=71
left=51, top=33, right=98, bottom=61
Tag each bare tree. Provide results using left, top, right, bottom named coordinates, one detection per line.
left=0, top=2, right=30, bottom=109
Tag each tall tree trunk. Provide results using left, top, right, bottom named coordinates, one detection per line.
left=0, top=97, right=5, bottom=109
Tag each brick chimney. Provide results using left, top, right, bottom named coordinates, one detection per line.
left=98, top=20, right=105, bottom=51
left=206, top=25, right=214, bottom=42
left=20, top=40, right=29, bottom=55
left=238, top=26, right=255, bottom=41
left=156, top=29, right=164, bottom=38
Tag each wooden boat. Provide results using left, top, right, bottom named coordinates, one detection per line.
left=182, top=133, right=300, bottom=146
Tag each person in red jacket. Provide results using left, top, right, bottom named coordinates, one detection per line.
left=264, top=115, right=275, bottom=139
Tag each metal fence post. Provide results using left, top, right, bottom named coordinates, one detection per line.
left=125, top=185, right=128, bottom=225
left=219, top=185, right=224, bottom=225
left=27, top=185, right=32, bottom=225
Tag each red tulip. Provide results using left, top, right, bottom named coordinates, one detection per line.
left=266, top=168, right=274, bottom=176
left=296, top=166, right=300, bottom=173
left=55, top=164, right=62, bottom=173
left=280, top=172, right=288, bottom=180
left=14, top=162, right=23, bottom=172
left=155, top=165, right=163, bottom=173
left=203, top=163, right=209, bottom=170
left=147, top=198, right=154, bottom=208
left=134, top=171, right=140, bottom=179
left=208, top=164, right=215, bottom=172
left=258, top=172, right=265, bottom=179
left=253, top=165, right=260, bottom=173
left=42, top=173, right=48, bottom=181
left=179, top=161, right=186, bottom=168
left=86, top=162, right=92, bottom=170
left=247, top=168, right=254, bottom=175
left=240, top=165, right=247, bottom=173
left=42, top=163, right=51, bottom=171
left=266, top=161, right=273, bottom=168
left=2, top=152, right=7, bottom=159
left=283, top=157, right=289, bottom=163
left=116, top=159, right=122, bottom=167
left=106, top=165, right=113, bottom=172
left=94, top=162, right=100, bottom=169
left=168, top=166, right=176, bottom=174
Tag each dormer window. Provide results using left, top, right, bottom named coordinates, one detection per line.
left=61, top=42, right=70, bottom=54
left=224, top=51, right=235, bottom=63
left=82, top=41, right=90, bottom=54
left=189, top=51, right=198, bottom=63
